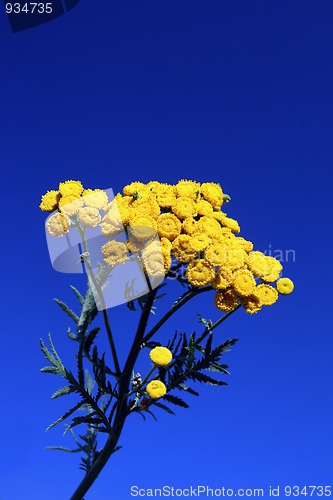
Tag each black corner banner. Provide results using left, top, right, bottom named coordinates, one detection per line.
left=4, top=0, right=80, bottom=32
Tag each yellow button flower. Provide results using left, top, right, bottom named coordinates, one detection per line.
left=221, top=216, right=240, bottom=234
left=205, top=244, right=228, bottom=266
left=129, top=215, right=157, bottom=240
left=78, top=207, right=101, bottom=228
left=146, top=380, right=167, bottom=399
left=131, top=195, right=160, bottom=219
left=186, top=259, right=215, bottom=287
left=123, top=181, right=149, bottom=197
left=232, top=269, right=256, bottom=297
left=142, top=243, right=165, bottom=278
left=196, top=199, right=214, bottom=216
left=276, top=278, right=294, bottom=295
left=101, top=240, right=128, bottom=267
left=182, top=217, right=199, bottom=235
left=58, top=195, right=83, bottom=216
left=172, top=234, right=197, bottom=263
left=157, top=213, right=182, bottom=241
left=253, top=284, right=278, bottom=306
left=175, top=179, right=200, bottom=200
left=39, top=190, right=60, bottom=212
left=201, top=182, right=223, bottom=210
left=210, top=267, right=233, bottom=290
left=82, top=189, right=108, bottom=210
left=241, top=295, right=262, bottom=314
left=58, top=180, right=83, bottom=198
left=234, top=237, right=253, bottom=252
left=261, top=257, right=283, bottom=282
left=197, top=216, right=221, bottom=237
left=214, top=288, right=239, bottom=312
left=172, top=197, right=197, bottom=219
left=246, top=251, right=272, bottom=278
left=190, top=233, right=212, bottom=252
left=149, top=346, right=173, bottom=366
left=46, top=212, right=70, bottom=237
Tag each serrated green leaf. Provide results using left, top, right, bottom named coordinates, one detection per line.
left=54, top=298, right=79, bottom=324
left=77, top=342, right=84, bottom=386
left=51, top=385, right=75, bottom=400
left=167, top=332, right=178, bottom=352
left=40, top=338, right=58, bottom=368
left=179, top=383, right=199, bottom=396
left=40, top=365, right=63, bottom=375
left=84, top=328, right=100, bottom=356
left=190, top=372, right=227, bottom=386
left=46, top=400, right=85, bottom=432
left=85, top=370, right=95, bottom=396
left=47, top=333, right=65, bottom=371
left=207, top=363, right=230, bottom=374
left=67, top=330, right=78, bottom=341
left=163, top=394, right=189, bottom=408
left=153, top=401, right=175, bottom=415
left=145, top=409, right=157, bottom=421
left=46, top=446, right=81, bottom=453
left=205, top=334, right=213, bottom=357
left=77, top=284, right=98, bottom=337
left=70, top=285, right=85, bottom=306
left=63, top=415, right=101, bottom=435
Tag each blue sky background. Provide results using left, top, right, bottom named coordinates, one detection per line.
left=0, top=1, right=332, bottom=499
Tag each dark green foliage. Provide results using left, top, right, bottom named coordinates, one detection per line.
left=163, top=394, right=189, bottom=409
left=153, top=401, right=175, bottom=415
left=77, top=284, right=98, bottom=338
left=70, top=285, right=85, bottom=306
left=84, top=328, right=100, bottom=356
left=158, top=332, right=238, bottom=413
left=54, top=299, right=80, bottom=325
left=46, top=400, right=86, bottom=432
left=40, top=334, right=65, bottom=377
left=52, top=385, right=76, bottom=400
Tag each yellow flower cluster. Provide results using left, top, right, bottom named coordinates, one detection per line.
left=119, top=180, right=293, bottom=314
left=40, top=180, right=109, bottom=237
left=40, top=180, right=294, bottom=312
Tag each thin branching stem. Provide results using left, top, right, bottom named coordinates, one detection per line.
left=196, top=304, right=242, bottom=345
left=141, top=286, right=211, bottom=346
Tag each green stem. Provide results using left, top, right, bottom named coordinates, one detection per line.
left=127, top=365, right=157, bottom=399
left=196, top=304, right=241, bottom=345
left=141, top=286, right=211, bottom=346
left=78, top=225, right=121, bottom=377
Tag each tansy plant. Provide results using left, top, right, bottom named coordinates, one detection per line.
left=39, top=179, right=294, bottom=499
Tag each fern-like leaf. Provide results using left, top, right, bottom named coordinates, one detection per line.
left=70, top=285, right=85, bottom=306
left=153, top=402, right=175, bottom=415
left=189, top=371, right=227, bottom=386
left=46, top=400, right=85, bottom=432
left=163, top=394, right=189, bottom=408
left=63, top=415, right=102, bottom=435
left=54, top=298, right=79, bottom=324
left=179, top=383, right=199, bottom=397
left=46, top=446, right=81, bottom=453
left=51, top=385, right=76, bottom=400
left=40, top=365, right=63, bottom=376
left=84, top=328, right=100, bottom=356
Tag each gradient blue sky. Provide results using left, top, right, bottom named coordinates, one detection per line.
left=0, top=1, right=332, bottom=499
